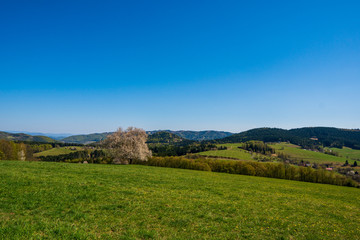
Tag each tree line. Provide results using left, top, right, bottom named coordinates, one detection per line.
left=37, top=149, right=112, bottom=164
left=141, top=156, right=358, bottom=188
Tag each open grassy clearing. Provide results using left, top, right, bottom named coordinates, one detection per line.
left=1, top=161, right=359, bottom=239
left=328, top=147, right=360, bottom=161
left=270, top=143, right=347, bottom=164
left=34, top=146, right=84, bottom=157
left=198, top=143, right=254, bottom=160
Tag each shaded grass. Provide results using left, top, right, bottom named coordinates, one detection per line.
left=0, top=161, right=359, bottom=239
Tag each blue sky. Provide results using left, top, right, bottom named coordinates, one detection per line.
left=1, top=0, right=359, bottom=134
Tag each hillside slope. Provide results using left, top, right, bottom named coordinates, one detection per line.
left=1, top=161, right=359, bottom=239
left=61, top=130, right=232, bottom=144
left=146, top=131, right=194, bottom=145
left=60, top=132, right=111, bottom=144
left=167, top=130, right=233, bottom=141
left=219, top=127, right=360, bottom=149
left=0, top=131, right=56, bottom=143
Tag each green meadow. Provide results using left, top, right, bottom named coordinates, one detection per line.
left=1, top=161, right=359, bottom=239
left=270, top=143, right=348, bottom=164
left=34, top=147, right=84, bottom=157
left=198, top=142, right=351, bottom=164
left=328, top=147, right=360, bottom=161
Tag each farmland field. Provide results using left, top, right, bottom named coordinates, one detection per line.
left=328, top=147, right=360, bottom=161
left=270, top=143, right=347, bottom=163
left=198, top=142, right=349, bottom=164
left=1, top=161, right=359, bottom=239
left=34, top=146, right=84, bottom=157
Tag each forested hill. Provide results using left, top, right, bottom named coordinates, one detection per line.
left=147, top=130, right=233, bottom=141
left=147, top=131, right=195, bottom=145
left=60, top=132, right=111, bottom=144
left=61, top=130, right=233, bottom=144
left=0, top=131, right=56, bottom=143
left=218, top=127, right=360, bottom=149
left=289, top=127, right=360, bottom=149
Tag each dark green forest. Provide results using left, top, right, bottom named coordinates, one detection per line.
left=218, top=127, right=360, bottom=149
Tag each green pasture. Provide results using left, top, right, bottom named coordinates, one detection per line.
left=1, top=161, right=359, bottom=239
left=328, top=147, right=360, bottom=161
left=270, top=143, right=347, bottom=164
left=34, top=146, right=84, bottom=157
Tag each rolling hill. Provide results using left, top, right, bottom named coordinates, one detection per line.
left=158, top=130, right=233, bottom=141
left=61, top=130, right=233, bottom=144
left=218, top=127, right=360, bottom=149
left=1, top=160, right=359, bottom=239
left=0, top=131, right=56, bottom=143
left=60, top=132, right=111, bottom=144
left=146, top=131, right=194, bottom=145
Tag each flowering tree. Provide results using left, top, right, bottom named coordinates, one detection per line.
left=103, top=127, right=152, bottom=164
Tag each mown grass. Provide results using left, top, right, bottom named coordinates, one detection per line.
left=270, top=143, right=347, bottom=163
left=198, top=143, right=254, bottom=160
left=1, top=161, right=359, bottom=239
left=34, top=147, right=84, bottom=157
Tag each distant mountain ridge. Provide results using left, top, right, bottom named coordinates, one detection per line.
left=7, top=131, right=73, bottom=140
left=2, top=127, right=359, bottom=149
left=60, top=132, right=112, bottom=144
left=155, top=130, right=234, bottom=141
left=0, top=131, right=56, bottom=143
left=60, top=130, right=234, bottom=144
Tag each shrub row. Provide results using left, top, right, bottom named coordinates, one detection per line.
left=142, top=157, right=358, bottom=188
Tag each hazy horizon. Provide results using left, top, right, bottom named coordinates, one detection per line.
left=3, top=125, right=360, bottom=136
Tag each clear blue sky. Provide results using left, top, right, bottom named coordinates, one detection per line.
left=1, top=0, right=359, bottom=134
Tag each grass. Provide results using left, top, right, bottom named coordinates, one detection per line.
left=269, top=143, right=348, bottom=164
left=1, top=161, right=359, bottom=239
left=34, top=147, right=84, bottom=157
left=328, top=147, right=360, bottom=161
left=198, top=143, right=254, bottom=160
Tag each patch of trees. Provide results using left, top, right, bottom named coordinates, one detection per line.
left=239, top=141, right=275, bottom=155
left=149, top=142, right=218, bottom=156
left=37, top=149, right=112, bottom=164
left=14, top=140, right=83, bottom=148
left=146, top=131, right=189, bottom=144
left=29, top=144, right=53, bottom=153
left=323, top=148, right=339, bottom=157
left=0, top=140, right=34, bottom=160
left=142, top=157, right=358, bottom=188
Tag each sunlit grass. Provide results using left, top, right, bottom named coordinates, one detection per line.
left=270, top=143, right=347, bottom=163
left=34, top=146, right=84, bottom=157
left=0, top=161, right=359, bottom=239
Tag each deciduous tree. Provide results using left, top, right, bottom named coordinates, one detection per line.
left=103, top=127, right=152, bottom=164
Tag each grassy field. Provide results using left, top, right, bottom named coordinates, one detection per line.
left=1, top=161, right=359, bottom=239
left=198, top=142, right=348, bottom=163
left=328, top=147, right=360, bottom=161
left=270, top=143, right=347, bottom=164
left=198, top=143, right=254, bottom=160
left=34, top=147, right=84, bottom=157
